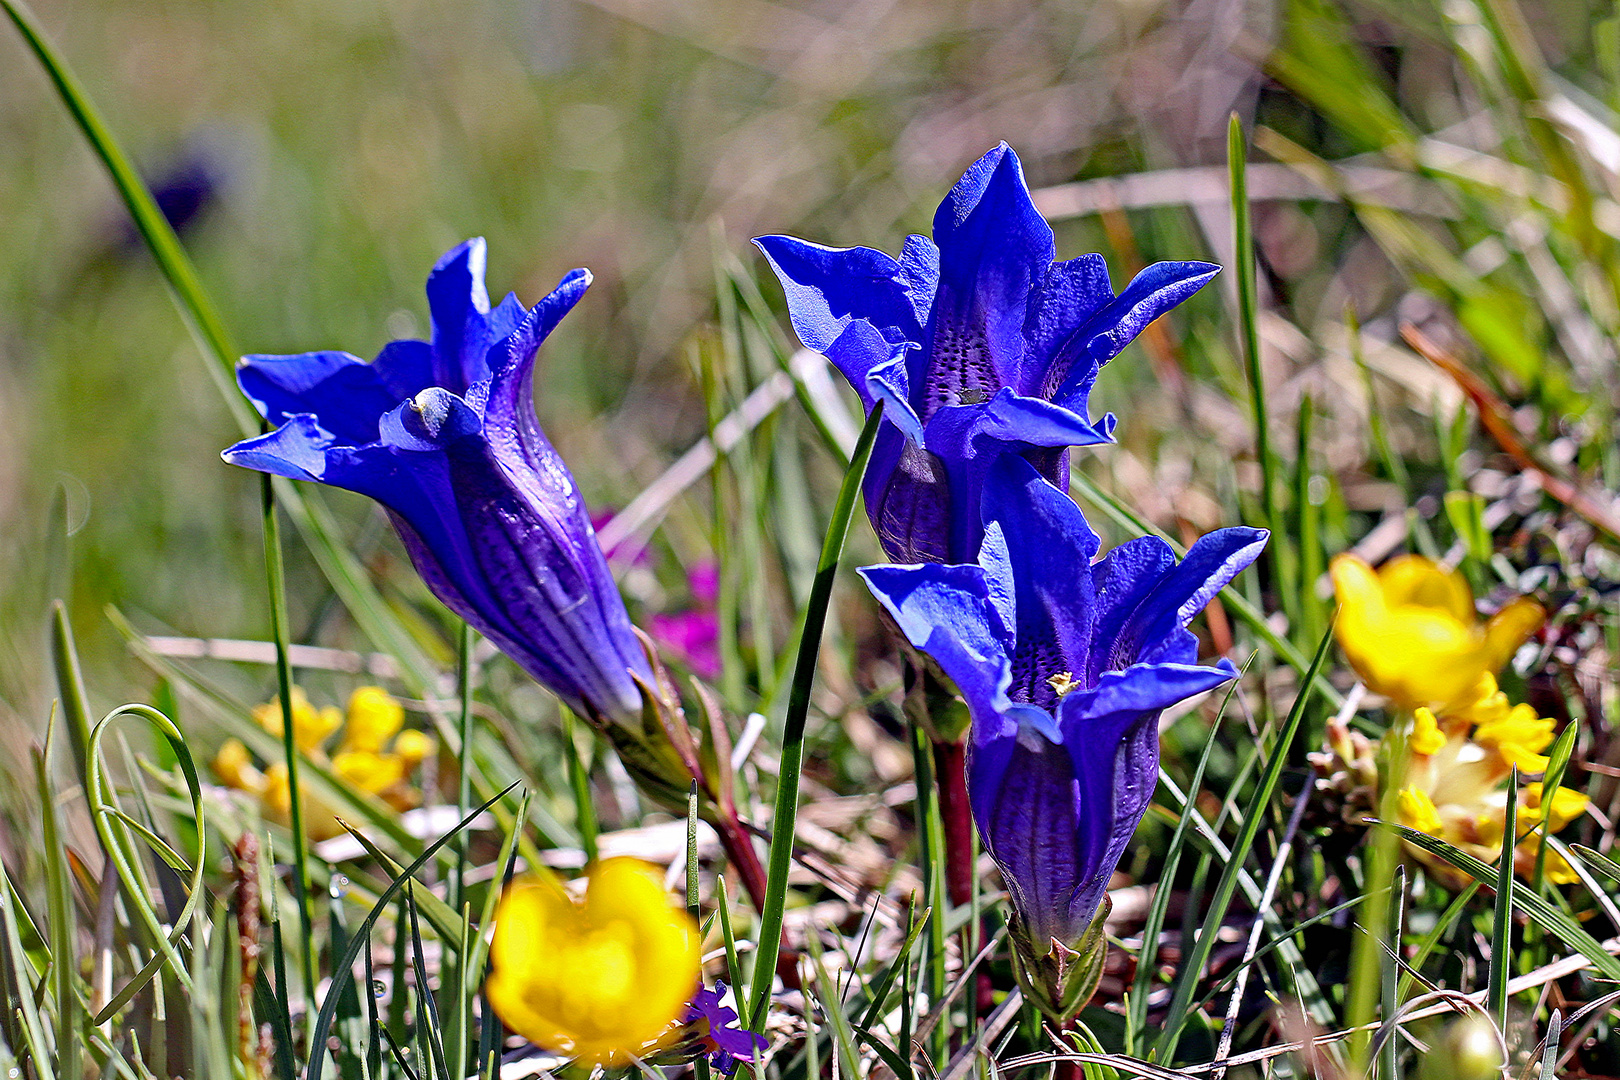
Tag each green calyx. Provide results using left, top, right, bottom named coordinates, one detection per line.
left=1009, top=897, right=1111, bottom=1026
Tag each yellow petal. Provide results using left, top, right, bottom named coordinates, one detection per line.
left=1397, top=786, right=1444, bottom=836
left=485, top=859, right=698, bottom=1066
left=212, top=739, right=264, bottom=793
left=341, top=686, right=404, bottom=753
left=333, top=751, right=408, bottom=795
left=1378, top=555, right=1473, bottom=624
left=393, top=729, right=436, bottom=767
left=1479, top=596, right=1544, bottom=674
left=1410, top=708, right=1446, bottom=756
left=254, top=687, right=342, bottom=753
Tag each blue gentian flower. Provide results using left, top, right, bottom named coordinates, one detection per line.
left=756, top=143, right=1219, bottom=565
left=860, top=456, right=1265, bottom=952
left=222, top=239, right=652, bottom=723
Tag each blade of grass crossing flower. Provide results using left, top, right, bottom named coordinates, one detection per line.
left=1154, top=626, right=1333, bottom=1064
left=36, top=728, right=80, bottom=1080
left=748, top=402, right=884, bottom=1031
left=1532, top=719, right=1579, bottom=892
left=1129, top=688, right=1233, bottom=1055
left=307, top=784, right=521, bottom=1080
left=1392, top=825, right=1620, bottom=979
left=1229, top=113, right=1293, bottom=623
left=262, top=481, right=318, bottom=1015
left=1068, top=470, right=1342, bottom=708
left=1487, top=769, right=1518, bottom=1028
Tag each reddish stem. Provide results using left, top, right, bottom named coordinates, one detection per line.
left=713, top=810, right=769, bottom=915
left=931, top=738, right=975, bottom=910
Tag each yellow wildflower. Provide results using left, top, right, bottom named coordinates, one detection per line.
left=486, top=859, right=699, bottom=1066
left=1394, top=684, right=1587, bottom=886
left=1329, top=554, right=1542, bottom=712
left=253, top=687, right=343, bottom=753
left=214, top=685, right=436, bottom=839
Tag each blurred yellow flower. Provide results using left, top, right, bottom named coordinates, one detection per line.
left=1395, top=676, right=1586, bottom=885
left=485, top=859, right=699, bottom=1066
left=213, top=686, right=436, bottom=839
left=1329, top=554, right=1542, bottom=712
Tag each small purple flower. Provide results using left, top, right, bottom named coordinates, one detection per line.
left=222, top=240, right=652, bottom=723
left=860, top=456, right=1265, bottom=952
left=757, top=143, right=1218, bottom=565
left=684, top=982, right=766, bottom=1074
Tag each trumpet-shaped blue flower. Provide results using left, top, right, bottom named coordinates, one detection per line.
left=757, top=143, right=1218, bottom=565
left=223, top=240, right=652, bottom=722
left=861, top=457, right=1265, bottom=952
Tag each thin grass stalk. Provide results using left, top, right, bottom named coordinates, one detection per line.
left=1486, top=769, right=1518, bottom=1027
left=36, top=730, right=80, bottom=1080
left=261, top=481, right=317, bottom=1015
left=1346, top=717, right=1407, bottom=1072
left=1228, top=113, right=1292, bottom=623
left=1380, top=864, right=1406, bottom=1080
left=746, top=402, right=883, bottom=1032
left=1128, top=691, right=1232, bottom=1055
left=909, top=719, right=950, bottom=1064
left=454, top=622, right=475, bottom=914
left=563, top=708, right=599, bottom=866
left=1154, top=626, right=1333, bottom=1064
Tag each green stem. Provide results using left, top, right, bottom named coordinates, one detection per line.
left=1228, top=114, right=1293, bottom=620
left=262, top=478, right=317, bottom=1015
left=747, top=402, right=883, bottom=1030
left=454, top=621, right=475, bottom=912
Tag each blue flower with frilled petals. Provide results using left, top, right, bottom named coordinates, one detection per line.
left=757, top=144, right=1218, bottom=565
left=860, top=456, right=1265, bottom=951
left=222, top=239, right=652, bottom=723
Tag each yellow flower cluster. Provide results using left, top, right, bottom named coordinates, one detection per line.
left=485, top=858, right=699, bottom=1066
left=1329, top=554, right=1587, bottom=885
left=1397, top=673, right=1587, bottom=884
left=213, top=686, right=435, bottom=839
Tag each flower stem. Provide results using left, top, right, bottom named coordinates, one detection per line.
left=931, top=738, right=973, bottom=910
left=712, top=812, right=769, bottom=914
left=746, top=402, right=883, bottom=1032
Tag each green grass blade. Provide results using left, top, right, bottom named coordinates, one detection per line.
left=1129, top=689, right=1233, bottom=1055
left=1532, top=718, right=1579, bottom=891
left=307, top=783, right=521, bottom=1080
left=747, top=402, right=884, bottom=1031
left=1392, top=825, right=1620, bottom=980
left=1229, top=113, right=1292, bottom=624
left=0, top=0, right=244, bottom=417
left=1153, top=625, right=1333, bottom=1064
left=261, top=483, right=318, bottom=1014
left=36, top=730, right=80, bottom=1080
left=1486, top=769, right=1518, bottom=1027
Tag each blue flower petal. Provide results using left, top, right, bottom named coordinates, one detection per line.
left=928, top=144, right=1056, bottom=404
left=1053, top=261, right=1220, bottom=408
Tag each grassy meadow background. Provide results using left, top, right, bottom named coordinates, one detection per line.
left=3, top=0, right=1620, bottom=1075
